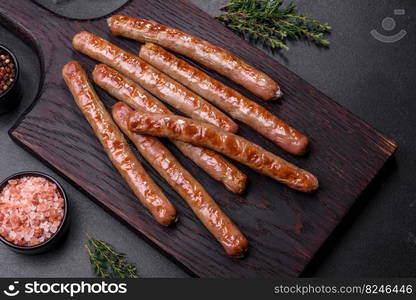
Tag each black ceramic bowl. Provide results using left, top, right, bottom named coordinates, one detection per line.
left=0, top=44, right=20, bottom=114
left=0, top=171, right=70, bottom=254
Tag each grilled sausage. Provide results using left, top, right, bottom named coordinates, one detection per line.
left=107, top=15, right=281, bottom=101
left=129, top=113, right=319, bottom=193
left=139, top=43, right=309, bottom=155
left=92, top=64, right=247, bottom=194
left=72, top=31, right=238, bottom=132
left=112, top=102, right=248, bottom=257
left=62, top=61, right=176, bottom=226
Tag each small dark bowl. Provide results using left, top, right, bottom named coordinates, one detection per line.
left=0, top=171, right=70, bottom=254
left=0, top=44, right=20, bottom=115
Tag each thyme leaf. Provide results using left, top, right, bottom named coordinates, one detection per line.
left=217, top=0, right=331, bottom=50
left=85, top=236, right=139, bottom=278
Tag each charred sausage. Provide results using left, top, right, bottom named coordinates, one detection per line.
left=72, top=31, right=238, bottom=132
left=112, top=102, right=248, bottom=257
left=92, top=64, right=247, bottom=194
left=62, top=61, right=177, bottom=226
left=139, top=43, right=308, bottom=155
left=129, top=113, right=319, bottom=193
left=107, top=15, right=281, bottom=101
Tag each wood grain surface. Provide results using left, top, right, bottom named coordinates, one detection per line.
left=0, top=0, right=397, bottom=277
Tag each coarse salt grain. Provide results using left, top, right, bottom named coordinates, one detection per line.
left=0, top=176, right=64, bottom=247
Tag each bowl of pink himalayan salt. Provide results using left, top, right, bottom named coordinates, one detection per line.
left=0, top=171, right=69, bottom=254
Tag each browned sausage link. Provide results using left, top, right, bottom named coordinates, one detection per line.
left=72, top=31, right=238, bottom=133
left=173, top=141, right=246, bottom=194
left=61, top=61, right=176, bottom=226
left=107, top=15, right=281, bottom=101
left=92, top=64, right=247, bottom=194
left=129, top=113, right=319, bottom=193
left=140, top=43, right=309, bottom=155
left=112, top=102, right=248, bottom=257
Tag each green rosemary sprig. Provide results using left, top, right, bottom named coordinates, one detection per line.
left=217, top=0, right=331, bottom=50
left=85, top=236, right=139, bottom=278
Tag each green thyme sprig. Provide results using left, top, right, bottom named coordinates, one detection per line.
left=85, top=236, right=139, bottom=278
left=217, top=0, right=331, bottom=50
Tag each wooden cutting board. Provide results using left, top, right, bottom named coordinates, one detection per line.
left=1, top=0, right=397, bottom=277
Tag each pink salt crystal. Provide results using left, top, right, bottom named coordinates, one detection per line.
left=22, top=205, right=31, bottom=214
left=29, top=211, right=37, bottom=219
left=0, top=175, right=64, bottom=247
left=8, top=179, right=17, bottom=185
left=49, top=208, right=58, bottom=218
left=10, top=214, right=22, bottom=228
left=15, top=239, right=25, bottom=246
left=37, top=202, right=49, bottom=212
left=9, top=231, right=16, bottom=239
left=25, top=230, right=34, bottom=242
left=28, top=238, right=39, bottom=246
left=14, top=231, right=22, bottom=241
left=34, top=228, right=43, bottom=238
left=31, top=195, right=40, bottom=205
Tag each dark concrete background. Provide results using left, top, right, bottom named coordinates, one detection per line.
left=0, top=0, right=415, bottom=277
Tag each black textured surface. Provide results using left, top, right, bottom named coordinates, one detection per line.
left=0, top=0, right=415, bottom=277
left=32, top=0, right=128, bottom=20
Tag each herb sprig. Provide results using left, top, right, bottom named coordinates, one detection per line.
left=217, top=0, right=331, bottom=50
left=85, top=236, right=139, bottom=278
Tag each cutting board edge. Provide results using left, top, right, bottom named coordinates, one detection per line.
left=297, top=151, right=396, bottom=276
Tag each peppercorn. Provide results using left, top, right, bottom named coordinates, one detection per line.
left=0, top=50, right=16, bottom=94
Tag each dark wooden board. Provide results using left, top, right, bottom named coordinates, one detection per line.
left=1, top=0, right=397, bottom=277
